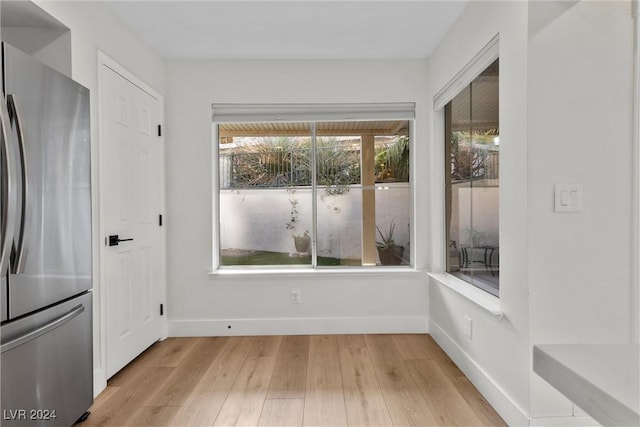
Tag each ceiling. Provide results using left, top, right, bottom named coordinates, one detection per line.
left=103, top=1, right=468, bottom=60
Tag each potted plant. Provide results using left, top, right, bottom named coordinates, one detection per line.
left=376, top=220, right=404, bottom=265
left=293, top=230, right=310, bottom=253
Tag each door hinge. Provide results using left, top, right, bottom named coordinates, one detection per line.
left=158, top=124, right=162, bottom=137
left=160, top=303, right=164, bottom=316
left=159, top=214, right=163, bottom=226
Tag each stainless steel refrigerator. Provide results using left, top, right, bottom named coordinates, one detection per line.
left=0, top=43, right=93, bottom=426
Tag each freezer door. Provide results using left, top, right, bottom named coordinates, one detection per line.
left=0, top=292, right=93, bottom=427
left=3, top=43, right=91, bottom=318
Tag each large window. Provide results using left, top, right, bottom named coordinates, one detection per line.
left=445, top=59, right=499, bottom=295
left=215, top=106, right=412, bottom=269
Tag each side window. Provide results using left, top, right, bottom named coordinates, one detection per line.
left=445, top=59, right=500, bottom=296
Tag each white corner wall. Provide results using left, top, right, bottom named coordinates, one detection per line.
left=427, top=2, right=530, bottom=425
left=527, top=0, right=634, bottom=420
left=164, top=59, right=429, bottom=336
left=33, top=1, right=164, bottom=92
left=32, top=0, right=165, bottom=397
left=428, top=1, right=635, bottom=426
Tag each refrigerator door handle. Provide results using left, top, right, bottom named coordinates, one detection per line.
left=0, top=304, right=84, bottom=353
left=0, top=97, right=17, bottom=276
left=7, top=94, right=28, bottom=274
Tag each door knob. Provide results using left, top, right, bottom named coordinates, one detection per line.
left=108, top=235, right=133, bottom=246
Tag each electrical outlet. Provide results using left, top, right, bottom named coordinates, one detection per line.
left=464, top=316, right=473, bottom=339
left=290, top=290, right=301, bottom=304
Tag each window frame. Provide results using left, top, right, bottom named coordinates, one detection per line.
left=211, top=103, right=416, bottom=272
left=443, top=68, right=500, bottom=296
left=433, top=34, right=501, bottom=301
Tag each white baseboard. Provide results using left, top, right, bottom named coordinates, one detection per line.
left=429, top=318, right=530, bottom=427
left=169, top=315, right=428, bottom=337
left=161, top=316, right=169, bottom=340
left=529, top=416, right=599, bottom=426
left=93, top=367, right=107, bottom=398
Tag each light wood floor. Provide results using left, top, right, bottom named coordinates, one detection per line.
left=86, top=335, right=507, bottom=427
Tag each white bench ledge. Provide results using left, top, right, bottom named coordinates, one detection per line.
left=428, top=272, right=502, bottom=316
left=533, top=344, right=640, bottom=427
left=210, top=267, right=422, bottom=279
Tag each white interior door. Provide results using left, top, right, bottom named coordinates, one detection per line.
left=101, top=64, right=162, bottom=378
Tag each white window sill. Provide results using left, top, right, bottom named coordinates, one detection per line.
left=427, top=272, right=503, bottom=317
left=209, top=267, right=423, bottom=279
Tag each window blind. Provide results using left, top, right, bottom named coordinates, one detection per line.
left=211, top=102, right=415, bottom=123
left=433, top=34, right=499, bottom=111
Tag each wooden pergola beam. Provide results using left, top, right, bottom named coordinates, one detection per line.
left=361, top=134, right=377, bottom=266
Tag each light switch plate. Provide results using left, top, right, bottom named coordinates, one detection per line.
left=554, top=184, right=583, bottom=212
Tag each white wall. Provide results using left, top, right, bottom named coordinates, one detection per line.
left=32, top=0, right=165, bottom=396
left=428, top=1, right=635, bottom=425
left=164, top=59, right=429, bottom=336
left=527, top=0, right=634, bottom=419
left=34, top=2, right=164, bottom=93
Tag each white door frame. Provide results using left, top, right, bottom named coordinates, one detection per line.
left=95, top=51, right=167, bottom=395
left=632, top=1, right=640, bottom=344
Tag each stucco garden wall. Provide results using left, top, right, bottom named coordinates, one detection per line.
left=220, top=184, right=410, bottom=261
